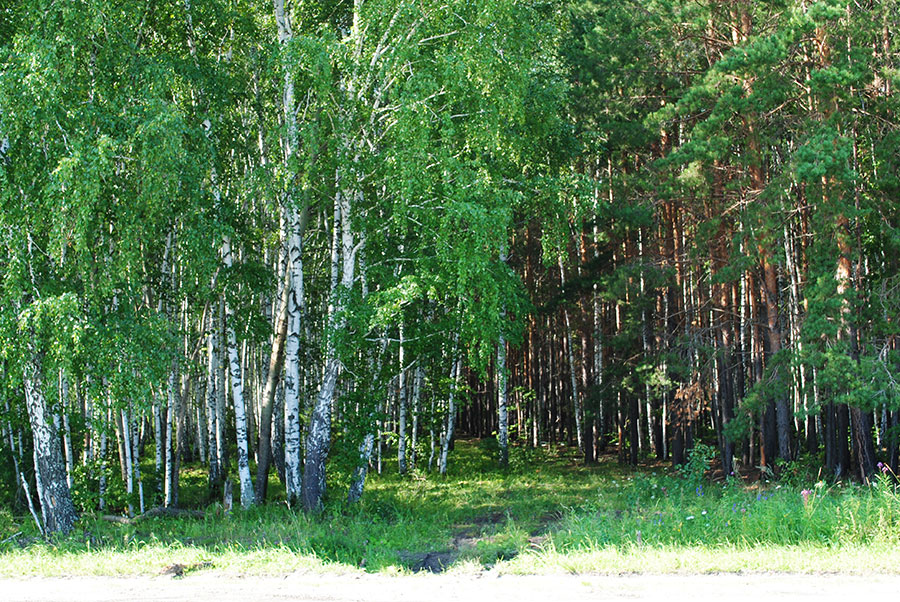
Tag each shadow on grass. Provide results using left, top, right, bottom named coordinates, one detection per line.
left=3, top=439, right=899, bottom=575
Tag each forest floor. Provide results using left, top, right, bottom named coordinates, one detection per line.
left=2, top=439, right=900, bottom=578
left=4, top=573, right=900, bottom=602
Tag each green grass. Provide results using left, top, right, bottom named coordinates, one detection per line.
left=2, top=440, right=899, bottom=576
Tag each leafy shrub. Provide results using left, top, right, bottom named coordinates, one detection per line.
left=677, top=442, right=715, bottom=485
left=71, top=460, right=135, bottom=515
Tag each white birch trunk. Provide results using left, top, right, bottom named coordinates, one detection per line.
left=439, top=356, right=461, bottom=476
left=121, top=407, right=134, bottom=517
left=302, top=179, right=357, bottom=510
left=376, top=415, right=383, bottom=475
left=23, top=337, right=77, bottom=534
left=164, top=359, right=179, bottom=507
left=283, top=206, right=305, bottom=503
left=159, top=229, right=175, bottom=502
left=222, top=235, right=256, bottom=508
left=130, top=402, right=145, bottom=515
left=498, top=246, right=509, bottom=467
left=274, top=0, right=309, bottom=506
left=153, top=395, right=164, bottom=488
left=497, top=332, right=509, bottom=467
left=197, top=399, right=207, bottom=465
left=397, top=323, right=408, bottom=474
left=410, top=364, right=423, bottom=470
left=347, top=433, right=375, bottom=504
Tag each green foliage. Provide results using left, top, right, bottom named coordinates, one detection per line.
left=676, top=442, right=716, bottom=486
left=2, top=440, right=900, bottom=575
left=71, top=461, right=137, bottom=516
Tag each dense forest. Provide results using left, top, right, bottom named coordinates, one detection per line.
left=1, top=0, right=899, bottom=536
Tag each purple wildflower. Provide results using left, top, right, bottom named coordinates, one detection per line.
left=801, top=488, right=813, bottom=507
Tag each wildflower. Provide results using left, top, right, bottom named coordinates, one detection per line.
left=701, top=510, right=707, bottom=515
left=800, top=488, right=813, bottom=507
left=696, top=485, right=703, bottom=497
left=878, top=462, right=889, bottom=475
left=686, top=515, right=695, bottom=520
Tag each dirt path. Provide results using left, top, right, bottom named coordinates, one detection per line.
left=3, top=572, right=899, bottom=602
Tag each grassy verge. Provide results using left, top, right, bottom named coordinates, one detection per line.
left=1, top=440, right=898, bottom=576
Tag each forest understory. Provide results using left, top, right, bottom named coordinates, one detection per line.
left=2, top=439, right=900, bottom=577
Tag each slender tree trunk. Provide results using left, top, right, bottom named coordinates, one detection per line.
left=428, top=393, right=437, bottom=471
left=59, top=371, right=75, bottom=491
left=274, top=0, right=310, bottom=507
left=759, top=256, right=792, bottom=463
left=5, top=399, right=43, bottom=534
left=222, top=236, right=256, bottom=508
left=98, top=404, right=109, bottom=511
left=121, top=406, right=134, bottom=517
left=256, top=262, right=291, bottom=501
left=410, top=364, right=422, bottom=470
left=439, top=355, right=461, bottom=476
left=205, top=305, right=222, bottom=495
left=216, top=301, right=229, bottom=481
left=558, top=257, right=583, bottom=452
left=153, top=394, right=164, bottom=492
left=497, top=330, right=509, bottom=468
left=196, top=399, right=207, bottom=465
left=130, top=402, right=145, bottom=515
left=164, top=359, right=179, bottom=508
left=397, top=323, right=408, bottom=475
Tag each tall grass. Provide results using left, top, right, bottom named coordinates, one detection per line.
left=1, top=440, right=899, bottom=576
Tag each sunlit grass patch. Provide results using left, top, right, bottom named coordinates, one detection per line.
left=498, top=542, right=900, bottom=574
left=2, top=440, right=899, bottom=576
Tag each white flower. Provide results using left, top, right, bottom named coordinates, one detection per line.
left=685, top=515, right=695, bottom=520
